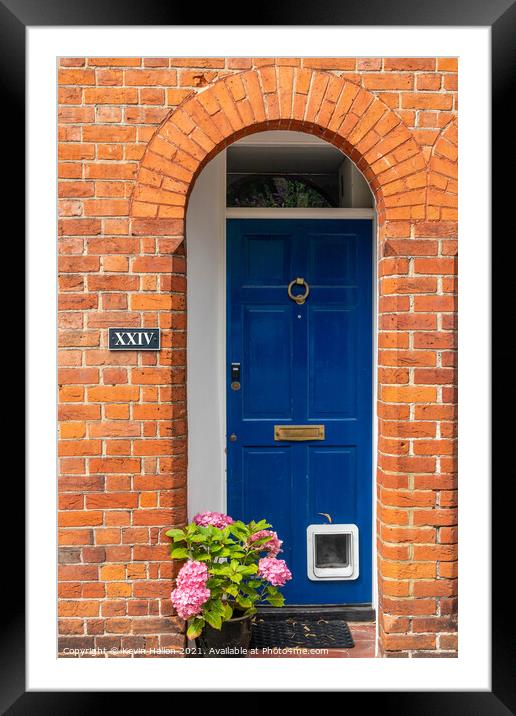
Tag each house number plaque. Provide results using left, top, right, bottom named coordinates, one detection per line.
left=109, top=328, right=161, bottom=351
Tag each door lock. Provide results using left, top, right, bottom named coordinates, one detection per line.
left=231, top=363, right=241, bottom=390
left=229, top=433, right=238, bottom=442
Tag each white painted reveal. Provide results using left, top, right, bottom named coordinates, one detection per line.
left=186, top=151, right=227, bottom=519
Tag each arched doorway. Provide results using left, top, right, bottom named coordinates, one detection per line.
left=186, top=130, right=376, bottom=613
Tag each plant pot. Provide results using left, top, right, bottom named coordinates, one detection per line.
left=196, top=613, right=252, bottom=658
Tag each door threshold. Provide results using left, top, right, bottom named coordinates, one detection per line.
left=256, top=604, right=375, bottom=622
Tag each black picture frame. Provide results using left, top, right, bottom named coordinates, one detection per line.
left=8, top=0, right=511, bottom=708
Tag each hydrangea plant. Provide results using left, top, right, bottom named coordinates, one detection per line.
left=166, top=512, right=292, bottom=640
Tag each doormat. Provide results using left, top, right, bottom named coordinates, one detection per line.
left=249, top=616, right=354, bottom=649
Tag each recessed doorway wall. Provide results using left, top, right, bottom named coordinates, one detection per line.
left=186, top=131, right=377, bottom=612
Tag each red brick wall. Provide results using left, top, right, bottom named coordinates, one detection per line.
left=58, top=57, right=458, bottom=657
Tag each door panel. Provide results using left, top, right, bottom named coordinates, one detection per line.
left=242, top=307, right=293, bottom=418
left=308, top=233, right=357, bottom=285
left=241, top=447, right=294, bottom=568
left=244, top=234, right=292, bottom=285
left=309, top=447, right=357, bottom=522
left=227, top=219, right=373, bottom=605
left=308, top=307, right=356, bottom=418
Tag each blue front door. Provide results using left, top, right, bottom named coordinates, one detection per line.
left=227, top=219, right=373, bottom=605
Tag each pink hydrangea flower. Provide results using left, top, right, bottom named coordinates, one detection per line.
left=193, top=511, right=234, bottom=529
left=171, top=560, right=211, bottom=620
left=176, top=559, right=209, bottom=589
left=249, top=530, right=283, bottom=557
left=171, top=584, right=211, bottom=619
left=258, top=557, right=292, bottom=587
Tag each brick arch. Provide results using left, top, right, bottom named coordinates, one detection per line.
left=427, top=118, right=458, bottom=220
left=130, top=67, right=428, bottom=231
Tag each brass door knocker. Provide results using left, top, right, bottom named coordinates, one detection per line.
left=287, top=277, right=310, bottom=305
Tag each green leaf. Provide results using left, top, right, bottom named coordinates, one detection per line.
left=210, top=531, right=225, bottom=542
left=265, top=592, right=285, bottom=607
left=211, top=564, right=232, bottom=575
left=218, top=548, right=234, bottom=558
left=252, top=519, right=271, bottom=531
left=229, top=522, right=249, bottom=541
left=247, top=580, right=262, bottom=589
left=186, top=617, right=205, bottom=640
left=249, top=536, right=272, bottom=547
left=238, top=583, right=260, bottom=599
left=170, top=547, right=189, bottom=559
left=203, top=609, right=222, bottom=630
left=165, top=528, right=185, bottom=539
left=236, top=596, right=252, bottom=609
left=223, top=603, right=233, bottom=620
left=206, top=525, right=219, bottom=540
left=209, top=599, right=226, bottom=615
left=206, top=577, right=224, bottom=589
left=194, top=525, right=210, bottom=538
left=238, top=564, right=258, bottom=575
